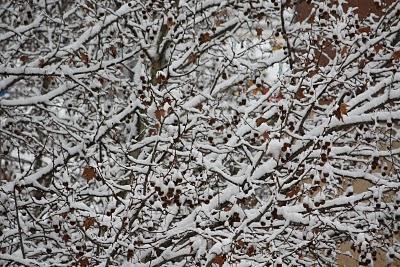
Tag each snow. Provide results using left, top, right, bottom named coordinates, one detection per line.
left=1, top=0, right=400, bottom=266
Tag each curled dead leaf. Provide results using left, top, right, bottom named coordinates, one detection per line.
left=62, top=233, right=70, bottom=242
left=187, top=53, right=198, bottom=65
left=155, top=109, right=166, bottom=121
left=286, top=185, right=300, bottom=198
left=127, top=249, right=134, bottom=261
left=358, top=26, right=371, bottom=34
left=246, top=244, right=256, bottom=256
left=235, top=239, right=245, bottom=249
left=221, top=72, right=227, bottom=80
left=262, top=131, right=270, bottom=141
left=39, top=58, right=46, bottom=68
left=195, top=103, right=203, bottom=111
left=156, top=75, right=167, bottom=85
left=339, top=103, right=348, bottom=116
left=256, top=27, right=263, bottom=37
left=166, top=18, right=175, bottom=29
left=199, top=32, right=211, bottom=44
left=295, top=88, right=305, bottom=100
left=392, top=50, right=400, bottom=61
left=80, top=52, right=89, bottom=66
left=83, top=217, right=96, bottom=230
left=212, top=255, right=226, bottom=267
left=19, top=55, right=29, bottom=63
left=79, top=257, right=89, bottom=267
left=374, top=43, right=384, bottom=53
left=43, top=76, right=54, bottom=89
left=109, top=46, right=117, bottom=58
left=318, top=97, right=334, bottom=105
left=256, top=117, right=268, bottom=127
left=253, top=85, right=269, bottom=95
left=82, top=166, right=97, bottom=182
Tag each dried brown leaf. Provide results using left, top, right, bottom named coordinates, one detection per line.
left=212, top=255, right=225, bottom=267
left=83, top=217, right=96, bottom=230
left=253, top=85, right=269, bottom=96
left=79, top=257, right=89, bottom=267
left=155, top=109, right=166, bottom=121
left=286, top=186, right=300, bottom=198
left=339, top=103, right=348, bottom=116
left=199, top=32, right=211, bottom=44
left=221, top=72, right=227, bottom=80
left=39, top=58, right=46, bottom=68
left=295, top=88, right=305, bottom=100
left=318, top=97, right=334, bottom=105
left=333, top=108, right=343, bottom=121
left=392, top=50, right=400, bottom=61
left=127, top=249, right=134, bottom=261
left=166, top=18, right=175, bottom=29
left=262, top=131, right=270, bottom=141
left=374, top=43, right=384, bottom=53
left=235, top=239, right=245, bottom=249
left=358, top=26, right=371, bottom=34
left=19, top=55, right=29, bottom=63
left=195, top=103, right=203, bottom=111
left=109, top=46, right=117, bottom=58
left=80, top=52, right=89, bottom=65
left=256, top=117, right=268, bottom=127
left=42, top=76, right=54, bottom=89
left=246, top=245, right=256, bottom=256
left=187, top=53, right=198, bottom=64
left=62, top=233, right=70, bottom=242
left=255, top=27, right=263, bottom=37
left=155, top=73, right=167, bottom=85
left=82, top=166, right=97, bottom=182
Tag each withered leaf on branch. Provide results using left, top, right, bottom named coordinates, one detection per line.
left=256, top=117, right=268, bottom=127
left=221, top=72, right=227, bottom=80
left=19, top=55, right=29, bottom=63
left=235, top=239, right=245, bottom=249
left=318, top=97, right=334, bottom=105
left=262, top=131, right=270, bottom=141
left=392, top=50, right=400, bottom=61
left=166, top=17, right=175, bottom=29
left=82, top=166, right=97, bottom=182
left=42, top=76, right=54, bottom=89
left=187, top=53, right=198, bottom=64
left=334, top=103, right=348, bottom=121
left=39, top=58, right=46, bottom=68
left=286, top=186, right=300, bottom=198
left=339, top=103, right=348, bottom=115
left=253, top=85, right=269, bottom=95
left=62, top=233, right=70, bottom=242
left=212, top=255, right=225, bottom=267
left=80, top=52, right=89, bottom=65
left=246, top=245, right=256, bottom=256
left=199, top=32, right=211, bottom=44
left=295, top=88, right=305, bottom=100
left=127, top=249, right=134, bottom=261
left=358, top=26, right=371, bottom=34
left=83, top=217, right=96, bottom=230
left=155, top=109, right=166, bottom=121
left=255, top=27, right=263, bottom=37
left=79, top=258, right=89, bottom=267
left=108, top=46, right=117, bottom=58
left=155, top=73, right=167, bottom=85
